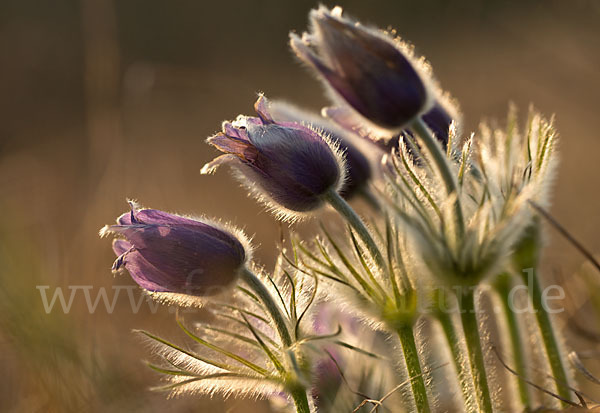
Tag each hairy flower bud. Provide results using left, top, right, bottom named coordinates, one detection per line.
left=100, top=203, right=248, bottom=296
left=267, top=100, right=371, bottom=200
left=324, top=99, right=458, bottom=152
left=290, top=6, right=431, bottom=131
left=202, top=95, right=344, bottom=219
left=421, top=102, right=454, bottom=148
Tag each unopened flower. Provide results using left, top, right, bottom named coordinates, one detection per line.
left=100, top=203, right=249, bottom=297
left=267, top=100, right=371, bottom=200
left=324, top=96, right=459, bottom=151
left=202, top=95, right=344, bottom=219
left=290, top=6, right=432, bottom=131
left=420, top=101, right=456, bottom=148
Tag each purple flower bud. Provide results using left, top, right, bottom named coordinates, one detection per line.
left=421, top=102, right=453, bottom=148
left=202, top=96, right=343, bottom=216
left=331, top=132, right=371, bottom=200
left=267, top=100, right=371, bottom=200
left=324, top=98, right=458, bottom=152
left=290, top=6, right=431, bottom=131
left=323, top=105, right=399, bottom=152
left=100, top=203, right=248, bottom=296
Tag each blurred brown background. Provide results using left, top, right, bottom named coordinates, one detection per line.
left=0, top=0, right=599, bottom=411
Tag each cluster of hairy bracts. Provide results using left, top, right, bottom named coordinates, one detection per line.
left=138, top=251, right=403, bottom=410
left=382, top=106, right=559, bottom=286
left=137, top=257, right=317, bottom=406
left=290, top=213, right=431, bottom=333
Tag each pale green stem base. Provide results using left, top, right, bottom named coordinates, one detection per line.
left=241, top=268, right=311, bottom=412
left=290, top=386, right=311, bottom=413
left=520, top=270, right=571, bottom=402
left=397, top=324, right=431, bottom=413
left=434, top=297, right=473, bottom=409
left=494, top=274, right=530, bottom=408
left=241, top=267, right=292, bottom=347
left=459, top=289, right=493, bottom=413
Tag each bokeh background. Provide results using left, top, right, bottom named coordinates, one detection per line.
left=1, top=0, right=599, bottom=411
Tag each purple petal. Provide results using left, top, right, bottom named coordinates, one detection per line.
left=289, top=33, right=335, bottom=79
left=112, top=239, right=134, bottom=271
left=254, top=95, right=275, bottom=124
left=105, top=204, right=249, bottom=296
left=109, top=224, right=244, bottom=288
left=206, top=94, right=342, bottom=213
left=201, top=154, right=238, bottom=175
left=119, top=206, right=210, bottom=231
left=116, top=202, right=137, bottom=225
left=208, top=133, right=259, bottom=163
left=422, top=103, right=452, bottom=147
left=223, top=122, right=251, bottom=142
left=322, top=106, right=361, bottom=133
left=113, top=239, right=133, bottom=256
left=116, top=248, right=172, bottom=292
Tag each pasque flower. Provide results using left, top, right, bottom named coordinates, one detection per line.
left=290, top=6, right=432, bottom=131
left=100, top=203, right=248, bottom=296
left=95, top=4, right=575, bottom=412
left=267, top=100, right=371, bottom=200
left=324, top=98, right=458, bottom=151
left=202, top=95, right=344, bottom=218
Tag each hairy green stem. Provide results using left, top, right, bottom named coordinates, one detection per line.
left=494, top=274, right=530, bottom=408
left=241, top=267, right=292, bottom=347
left=289, top=386, right=311, bottom=413
left=459, top=289, right=493, bottom=413
left=241, top=268, right=310, bottom=412
left=514, top=221, right=572, bottom=403
left=324, top=189, right=388, bottom=274
left=520, top=269, right=571, bottom=402
left=433, top=291, right=473, bottom=409
left=411, top=118, right=465, bottom=238
left=397, top=324, right=431, bottom=413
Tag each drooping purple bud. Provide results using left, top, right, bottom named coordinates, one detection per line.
left=267, top=100, right=371, bottom=200
left=324, top=98, right=457, bottom=152
left=323, top=105, right=400, bottom=152
left=290, top=6, right=431, bottom=131
left=202, top=95, right=343, bottom=216
left=421, top=102, right=453, bottom=148
left=100, top=203, right=248, bottom=296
